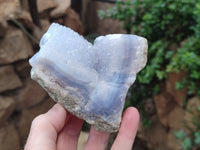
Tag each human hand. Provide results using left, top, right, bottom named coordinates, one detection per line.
left=25, top=103, right=140, bottom=150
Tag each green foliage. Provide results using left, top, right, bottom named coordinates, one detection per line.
left=174, top=104, right=200, bottom=150
left=174, top=130, right=187, bottom=140
left=174, top=130, right=192, bottom=150
left=98, top=0, right=137, bottom=33
left=98, top=0, right=200, bottom=107
left=186, top=101, right=200, bottom=133
left=195, top=131, right=200, bottom=145
left=167, top=36, right=200, bottom=96
left=174, top=129, right=200, bottom=150
left=142, top=116, right=152, bottom=128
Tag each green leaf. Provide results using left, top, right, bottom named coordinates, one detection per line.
left=194, top=131, right=200, bottom=144
left=174, top=130, right=186, bottom=140
left=168, top=4, right=176, bottom=10
left=97, top=10, right=106, bottom=19
left=156, top=70, right=166, bottom=80
left=181, top=137, right=192, bottom=150
left=197, top=106, right=200, bottom=111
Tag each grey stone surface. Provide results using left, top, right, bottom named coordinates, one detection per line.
left=0, top=65, right=22, bottom=93
left=0, top=27, right=33, bottom=64
left=0, top=96, right=15, bottom=126
left=0, top=123, right=21, bottom=150
left=15, top=78, right=47, bottom=110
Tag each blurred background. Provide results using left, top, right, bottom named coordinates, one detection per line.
left=0, top=0, right=200, bottom=150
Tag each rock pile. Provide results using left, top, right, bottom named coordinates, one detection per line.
left=137, top=74, right=200, bottom=150
left=0, top=0, right=84, bottom=149
left=0, top=0, right=199, bottom=150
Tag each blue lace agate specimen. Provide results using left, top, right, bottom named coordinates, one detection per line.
left=29, top=23, right=148, bottom=132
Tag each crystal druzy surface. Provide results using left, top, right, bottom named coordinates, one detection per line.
left=29, top=23, right=148, bottom=132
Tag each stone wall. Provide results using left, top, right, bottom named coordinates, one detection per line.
left=0, top=1, right=199, bottom=150
left=0, top=0, right=84, bottom=149
left=81, top=0, right=126, bottom=34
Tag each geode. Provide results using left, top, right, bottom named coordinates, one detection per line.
left=29, top=23, right=148, bottom=132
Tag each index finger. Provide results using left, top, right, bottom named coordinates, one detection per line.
left=111, top=107, right=140, bottom=150
left=25, top=103, right=67, bottom=150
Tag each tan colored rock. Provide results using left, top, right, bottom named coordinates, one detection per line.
left=167, top=128, right=182, bottom=150
left=37, top=0, right=57, bottom=14
left=33, top=19, right=51, bottom=41
left=16, top=98, right=55, bottom=145
left=0, top=65, right=22, bottom=93
left=0, top=27, right=33, bottom=64
left=154, top=91, right=186, bottom=129
left=0, top=19, right=7, bottom=37
left=0, top=0, right=21, bottom=20
left=0, top=96, right=15, bottom=126
left=33, top=27, right=44, bottom=42
left=17, top=10, right=34, bottom=31
left=64, top=8, right=83, bottom=34
left=50, top=0, right=71, bottom=18
left=20, top=0, right=29, bottom=11
left=0, top=123, right=21, bottom=150
left=0, top=0, right=33, bottom=34
left=0, top=0, right=32, bottom=23
left=184, top=96, right=200, bottom=131
left=15, top=78, right=47, bottom=110
left=137, top=116, right=168, bottom=150
left=166, top=72, right=187, bottom=106
left=41, top=19, right=51, bottom=32
left=187, top=96, right=200, bottom=115
left=168, top=105, right=185, bottom=128
left=154, top=92, right=176, bottom=127
left=184, top=111, right=196, bottom=132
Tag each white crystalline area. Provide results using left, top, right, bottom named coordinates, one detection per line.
left=94, top=34, right=147, bottom=84
left=39, top=24, right=94, bottom=66
left=30, top=23, right=98, bottom=84
left=29, top=23, right=148, bottom=132
left=30, top=23, right=147, bottom=86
